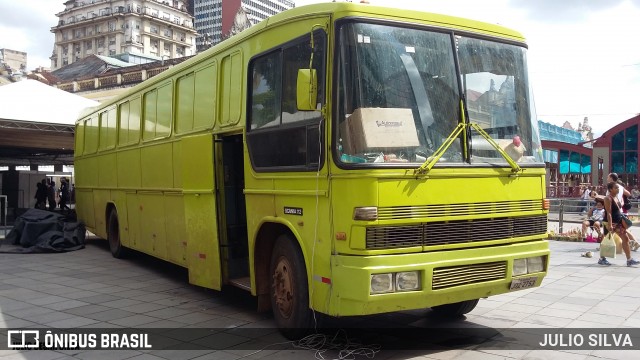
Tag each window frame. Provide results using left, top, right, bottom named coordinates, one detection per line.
left=245, top=30, right=327, bottom=172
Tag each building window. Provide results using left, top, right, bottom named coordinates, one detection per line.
left=611, top=124, right=639, bottom=186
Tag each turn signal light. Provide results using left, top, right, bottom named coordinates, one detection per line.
left=542, top=199, right=550, bottom=210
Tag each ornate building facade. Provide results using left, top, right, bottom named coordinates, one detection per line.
left=50, top=0, right=198, bottom=70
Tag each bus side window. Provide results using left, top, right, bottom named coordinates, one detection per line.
left=84, top=116, right=99, bottom=154
left=99, top=109, right=116, bottom=151
left=75, top=120, right=85, bottom=155
left=246, top=30, right=326, bottom=171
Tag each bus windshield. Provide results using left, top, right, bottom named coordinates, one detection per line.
left=335, top=22, right=543, bottom=166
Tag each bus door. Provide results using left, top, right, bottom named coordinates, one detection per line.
left=181, top=134, right=222, bottom=290
left=215, top=134, right=249, bottom=290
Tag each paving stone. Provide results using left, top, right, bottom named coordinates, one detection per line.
left=64, top=304, right=112, bottom=316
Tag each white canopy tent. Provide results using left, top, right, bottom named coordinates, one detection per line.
left=0, top=80, right=99, bottom=214
left=0, top=79, right=98, bottom=125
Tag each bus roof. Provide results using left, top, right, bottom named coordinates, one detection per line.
left=77, top=2, right=526, bottom=122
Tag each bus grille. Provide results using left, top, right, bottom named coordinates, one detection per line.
left=365, top=215, right=547, bottom=249
left=432, top=261, right=507, bottom=290
left=377, top=200, right=540, bottom=220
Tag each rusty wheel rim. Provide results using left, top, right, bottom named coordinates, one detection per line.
left=273, top=256, right=294, bottom=319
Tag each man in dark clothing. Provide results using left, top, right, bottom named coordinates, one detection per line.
left=47, top=179, right=56, bottom=211
left=59, top=177, right=70, bottom=211
left=34, top=179, right=47, bottom=209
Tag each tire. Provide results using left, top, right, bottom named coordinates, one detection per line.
left=270, top=234, right=313, bottom=339
left=430, top=299, right=479, bottom=318
left=107, top=209, right=128, bottom=258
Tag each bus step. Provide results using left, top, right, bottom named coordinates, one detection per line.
left=229, top=277, right=251, bottom=291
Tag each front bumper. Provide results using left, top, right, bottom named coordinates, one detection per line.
left=328, top=239, right=549, bottom=316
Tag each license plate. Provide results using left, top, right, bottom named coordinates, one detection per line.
left=510, top=276, right=537, bottom=291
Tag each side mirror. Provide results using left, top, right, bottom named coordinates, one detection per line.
left=296, top=69, right=317, bottom=111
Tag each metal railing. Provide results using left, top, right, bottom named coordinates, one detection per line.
left=549, top=197, right=640, bottom=234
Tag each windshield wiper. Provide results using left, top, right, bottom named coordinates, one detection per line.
left=414, top=122, right=466, bottom=175
left=414, top=122, right=523, bottom=176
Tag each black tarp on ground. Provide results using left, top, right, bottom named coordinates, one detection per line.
left=1, top=208, right=85, bottom=253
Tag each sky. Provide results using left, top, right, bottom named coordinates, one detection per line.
left=1, top=0, right=639, bottom=137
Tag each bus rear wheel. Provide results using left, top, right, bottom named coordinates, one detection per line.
left=107, top=209, right=127, bottom=258
left=269, top=234, right=312, bottom=339
left=430, top=299, right=479, bottom=318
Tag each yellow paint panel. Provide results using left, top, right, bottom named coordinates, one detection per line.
left=92, top=190, right=111, bottom=237
left=173, top=141, right=182, bottom=189
left=126, top=193, right=140, bottom=248
left=76, top=189, right=94, bottom=228
left=117, top=149, right=141, bottom=189
left=98, top=153, right=117, bottom=188
left=165, top=194, right=187, bottom=266
left=138, top=193, right=167, bottom=259
left=140, top=143, right=173, bottom=189
left=377, top=175, right=542, bottom=207
left=181, top=134, right=220, bottom=289
left=181, top=134, right=213, bottom=190
left=77, top=157, right=99, bottom=188
left=184, top=193, right=220, bottom=289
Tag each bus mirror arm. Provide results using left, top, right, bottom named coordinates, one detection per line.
left=296, top=25, right=325, bottom=111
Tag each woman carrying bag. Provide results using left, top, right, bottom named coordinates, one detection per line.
left=599, top=181, right=640, bottom=267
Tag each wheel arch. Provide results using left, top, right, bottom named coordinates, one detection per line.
left=252, top=218, right=309, bottom=300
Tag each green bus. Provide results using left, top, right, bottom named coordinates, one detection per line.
left=75, top=2, right=550, bottom=338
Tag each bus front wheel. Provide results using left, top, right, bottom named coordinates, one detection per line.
left=269, top=234, right=312, bottom=339
left=430, top=299, right=479, bottom=318
left=107, top=210, right=127, bottom=258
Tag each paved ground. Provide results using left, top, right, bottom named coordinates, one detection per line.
left=0, top=223, right=639, bottom=360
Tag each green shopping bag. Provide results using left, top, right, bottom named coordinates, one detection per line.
left=600, top=233, right=617, bottom=258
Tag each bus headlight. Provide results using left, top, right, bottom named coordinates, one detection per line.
left=513, top=258, right=528, bottom=276
left=370, top=273, right=393, bottom=294
left=513, top=256, right=546, bottom=276
left=396, top=271, right=420, bottom=291
left=527, top=256, right=545, bottom=273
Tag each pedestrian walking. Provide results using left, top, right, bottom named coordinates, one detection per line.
left=598, top=181, right=640, bottom=267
